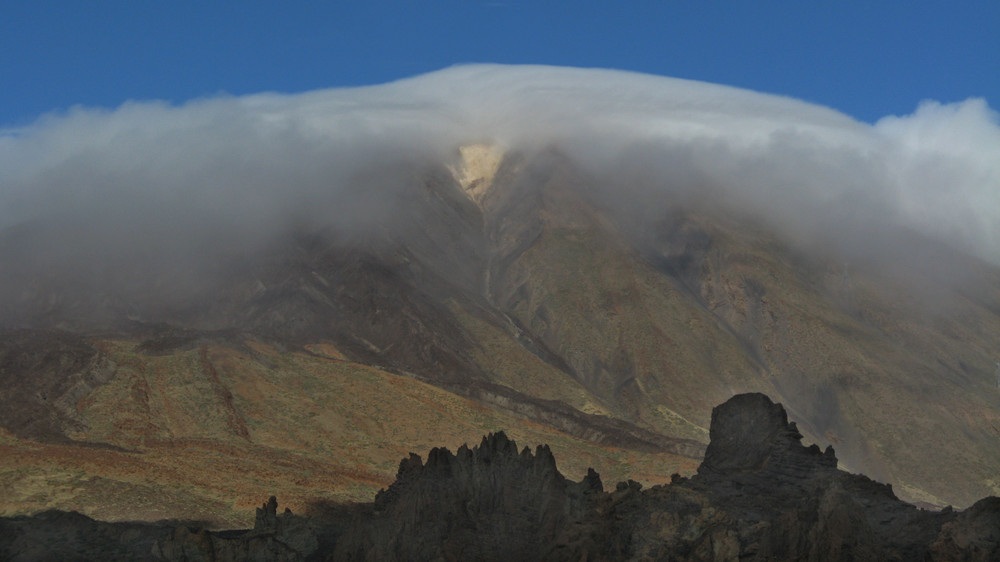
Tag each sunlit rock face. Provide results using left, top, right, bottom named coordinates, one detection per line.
left=449, top=142, right=506, bottom=206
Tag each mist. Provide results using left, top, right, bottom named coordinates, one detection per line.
left=1, top=64, right=998, bottom=318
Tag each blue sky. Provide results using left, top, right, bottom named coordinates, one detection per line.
left=2, top=1, right=998, bottom=127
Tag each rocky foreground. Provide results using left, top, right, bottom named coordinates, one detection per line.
left=2, top=393, right=998, bottom=561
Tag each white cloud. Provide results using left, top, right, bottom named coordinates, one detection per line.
left=874, top=98, right=1000, bottom=263
left=0, top=64, right=997, bottom=294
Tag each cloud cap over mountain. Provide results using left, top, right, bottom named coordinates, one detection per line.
left=1, top=64, right=997, bottom=277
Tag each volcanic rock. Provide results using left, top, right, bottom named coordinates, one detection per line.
left=2, top=393, right=998, bottom=561
left=698, top=392, right=837, bottom=477
left=336, top=431, right=599, bottom=561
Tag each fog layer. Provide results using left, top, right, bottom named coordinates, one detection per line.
left=1, top=64, right=998, bottom=276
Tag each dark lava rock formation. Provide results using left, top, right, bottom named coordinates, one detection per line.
left=2, top=393, right=998, bottom=561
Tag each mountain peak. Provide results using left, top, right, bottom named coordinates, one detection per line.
left=448, top=142, right=506, bottom=205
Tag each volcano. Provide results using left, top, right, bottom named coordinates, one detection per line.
left=1, top=66, right=999, bottom=526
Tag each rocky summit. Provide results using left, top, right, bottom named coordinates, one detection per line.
left=2, top=393, right=997, bottom=561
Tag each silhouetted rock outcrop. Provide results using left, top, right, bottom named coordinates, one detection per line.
left=2, top=393, right=998, bottom=561
left=699, top=392, right=837, bottom=478
left=335, top=431, right=602, bottom=561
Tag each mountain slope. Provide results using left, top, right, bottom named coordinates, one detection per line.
left=1, top=143, right=999, bottom=523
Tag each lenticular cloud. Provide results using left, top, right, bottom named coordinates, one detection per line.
left=0, top=64, right=998, bottom=265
